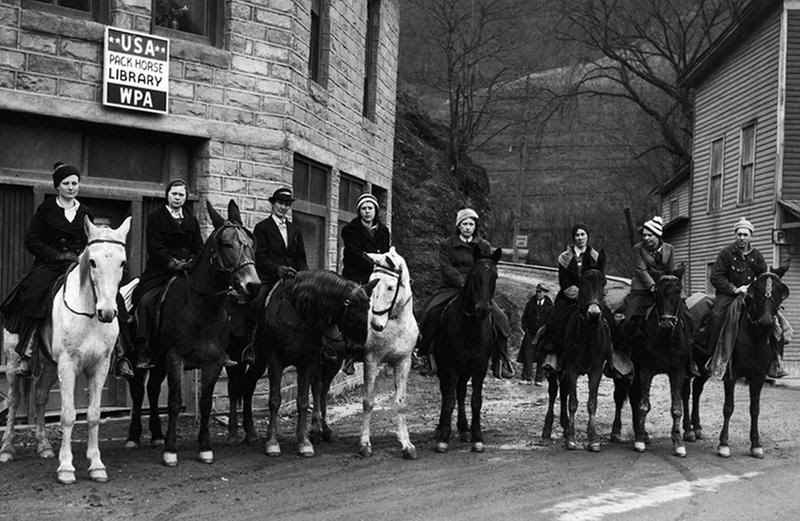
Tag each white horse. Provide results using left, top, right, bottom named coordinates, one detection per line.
left=359, top=247, right=419, bottom=460
left=1, top=216, right=131, bottom=484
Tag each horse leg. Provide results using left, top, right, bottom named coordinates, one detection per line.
left=610, top=377, right=628, bottom=443
left=85, top=358, right=111, bottom=482
left=33, top=363, right=58, bottom=460
left=470, top=370, right=486, bottom=453
left=56, top=359, right=78, bottom=484
left=435, top=368, right=456, bottom=453
left=162, top=353, right=183, bottom=467
left=125, top=369, right=146, bottom=449
left=717, top=377, right=735, bottom=458
left=749, top=376, right=765, bottom=458
left=359, top=355, right=378, bottom=457
left=692, top=376, right=708, bottom=440
left=225, top=365, right=243, bottom=443
left=242, top=358, right=267, bottom=445
left=681, top=375, right=695, bottom=442
left=634, top=371, right=653, bottom=453
left=197, top=363, right=224, bottom=464
left=564, top=373, right=578, bottom=450
left=0, top=333, right=20, bottom=462
left=669, top=371, right=687, bottom=457
left=311, top=365, right=336, bottom=443
left=585, top=369, right=602, bottom=452
left=295, top=365, right=314, bottom=457
left=393, top=355, right=417, bottom=460
left=541, top=372, right=559, bottom=440
left=265, top=359, right=283, bottom=456
left=148, top=364, right=166, bottom=446
left=456, top=374, right=470, bottom=442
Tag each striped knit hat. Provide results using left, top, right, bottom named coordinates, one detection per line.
left=643, top=216, right=663, bottom=238
left=356, top=193, right=379, bottom=212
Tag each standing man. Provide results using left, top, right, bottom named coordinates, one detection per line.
left=254, top=187, right=308, bottom=288
left=517, top=283, right=553, bottom=384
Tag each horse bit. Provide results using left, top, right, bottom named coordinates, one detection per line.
left=370, top=265, right=403, bottom=319
left=62, top=238, right=127, bottom=319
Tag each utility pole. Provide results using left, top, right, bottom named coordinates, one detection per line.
left=512, top=139, right=526, bottom=263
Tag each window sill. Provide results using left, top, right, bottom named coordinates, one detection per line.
left=307, top=79, right=329, bottom=106
left=361, top=116, right=377, bottom=135
left=164, top=35, right=231, bottom=69
left=20, top=7, right=105, bottom=41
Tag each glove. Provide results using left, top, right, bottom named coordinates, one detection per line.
left=563, top=285, right=580, bottom=300
left=168, top=258, right=190, bottom=273
left=277, top=266, right=298, bottom=279
left=56, top=252, right=79, bottom=263
left=175, top=260, right=191, bottom=272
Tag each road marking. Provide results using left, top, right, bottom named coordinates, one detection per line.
left=541, top=471, right=760, bottom=521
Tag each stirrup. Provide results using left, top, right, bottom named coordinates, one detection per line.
left=113, top=357, right=135, bottom=379
left=13, top=357, right=32, bottom=377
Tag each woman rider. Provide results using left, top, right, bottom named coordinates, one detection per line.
left=131, top=179, right=203, bottom=369
left=416, top=208, right=513, bottom=378
left=623, top=216, right=675, bottom=326
left=339, top=192, right=391, bottom=374
left=1, top=162, right=131, bottom=377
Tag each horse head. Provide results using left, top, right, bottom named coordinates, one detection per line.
left=366, top=247, right=411, bottom=332
left=578, top=249, right=606, bottom=320
left=81, top=215, right=131, bottom=322
left=462, top=245, right=501, bottom=319
left=206, top=200, right=261, bottom=300
left=340, top=277, right=379, bottom=344
left=654, top=264, right=685, bottom=331
left=746, top=269, right=790, bottom=328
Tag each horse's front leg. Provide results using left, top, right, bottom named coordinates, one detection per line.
left=162, top=352, right=183, bottom=467
left=669, top=371, right=687, bottom=457
left=691, top=375, right=708, bottom=440
left=56, top=358, right=78, bottom=484
left=33, top=362, right=58, bottom=461
left=242, top=359, right=267, bottom=445
left=0, top=334, right=21, bottom=463
left=717, top=377, right=736, bottom=458
left=681, top=375, right=694, bottom=442
left=393, top=355, right=417, bottom=460
left=296, top=364, right=314, bottom=457
left=197, top=363, right=224, bottom=463
left=147, top=364, right=166, bottom=446
left=585, top=368, right=602, bottom=452
left=311, top=363, right=337, bottom=444
left=359, top=355, right=378, bottom=458
left=634, top=371, right=653, bottom=453
left=748, top=376, right=765, bottom=458
left=265, top=358, right=283, bottom=456
left=564, top=373, right=579, bottom=450
left=125, top=369, right=147, bottom=449
left=470, top=369, right=486, bottom=453
left=435, top=367, right=457, bottom=453
left=610, top=376, right=630, bottom=443
left=85, top=357, right=112, bottom=482
left=456, top=374, right=469, bottom=442
left=225, top=364, right=244, bottom=443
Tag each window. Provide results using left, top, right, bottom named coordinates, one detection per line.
left=669, top=197, right=679, bottom=221
left=362, top=0, right=380, bottom=120
left=308, top=0, right=331, bottom=86
left=25, top=0, right=107, bottom=21
left=292, top=154, right=330, bottom=269
left=339, top=174, right=367, bottom=215
left=738, top=123, right=756, bottom=204
left=152, top=0, right=223, bottom=46
left=707, top=138, right=724, bottom=212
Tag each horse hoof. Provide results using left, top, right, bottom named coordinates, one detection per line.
left=198, top=450, right=214, bottom=464
left=321, top=430, right=334, bottom=443
left=298, top=444, right=315, bottom=458
left=694, top=429, right=704, bottom=440
left=151, top=438, right=165, bottom=447
left=684, top=431, right=696, bottom=443
left=541, top=431, right=552, bottom=441
left=674, top=446, right=687, bottom=458
left=162, top=452, right=179, bottom=467
left=586, top=442, right=601, bottom=453
left=471, top=442, right=485, bottom=453
left=717, top=445, right=731, bottom=458
left=434, top=442, right=448, bottom=453
left=610, top=432, right=622, bottom=443
left=57, top=471, right=76, bottom=485
left=633, top=441, right=646, bottom=453
left=750, top=447, right=764, bottom=459
left=459, top=432, right=471, bottom=443
left=565, top=440, right=578, bottom=451
left=402, top=446, right=418, bottom=460
left=39, top=449, right=55, bottom=459
left=0, top=452, right=14, bottom=463
left=265, top=443, right=281, bottom=457
left=90, top=468, right=108, bottom=482
left=358, top=444, right=372, bottom=458
left=124, top=440, right=140, bottom=450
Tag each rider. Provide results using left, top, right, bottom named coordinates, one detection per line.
left=340, top=192, right=391, bottom=374
left=1, top=162, right=130, bottom=378
left=131, top=179, right=204, bottom=369
left=706, top=217, right=788, bottom=379
left=416, top=208, right=513, bottom=378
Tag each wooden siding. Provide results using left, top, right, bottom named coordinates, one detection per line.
left=690, top=9, right=780, bottom=297
left=783, top=10, right=800, bottom=199
left=661, top=181, right=692, bottom=291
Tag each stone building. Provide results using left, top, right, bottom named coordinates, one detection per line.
left=0, top=0, right=399, bottom=410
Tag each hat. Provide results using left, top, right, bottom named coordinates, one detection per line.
left=356, top=193, right=379, bottom=212
left=455, top=208, right=479, bottom=228
left=734, top=217, right=754, bottom=235
left=52, top=162, right=80, bottom=188
left=643, top=216, right=663, bottom=238
left=269, top=187, right=295, bottom=204
left=571, top=222, right=589, bottom=238
left=164, top=179, right=189, bottom=199
left=535, top=283, right=549, bottom=293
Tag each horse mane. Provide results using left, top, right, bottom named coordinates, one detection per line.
left=289, top=270, right=355, bottom=327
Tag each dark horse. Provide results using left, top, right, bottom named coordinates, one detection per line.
left=683, top=269, right=789, bottom=458
left=611, top=268, right=692, bottom=457
left=252, top=270, right=377, bottom=457
left=433, top=245, right=502, bottom=454
left=543, top=251, right=610, bottom=451
left=125, top=200, right=260, bottom=467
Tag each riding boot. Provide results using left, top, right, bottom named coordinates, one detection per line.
left=13, top=323, right=39, bottom=377
left=112, top=339, right=134, bottom=379
left=342, top=357, right=357, bottom=375
left=240, top=343, right=256, bottom=366
left=533, top=360, right=545, bottom=386
left=134, top=338, right=155, bottom=370
left=491, top=336, right=514, bottom=379
left=767, top=356, right=789, bottom=379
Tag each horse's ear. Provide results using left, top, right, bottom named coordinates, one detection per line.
left=595, top=249, right=606, bottom=273
left=206, top=200, right=225, bottom=229
left=771, top=259, right=791, bottom=278
left=83, top=214, right=98, bottom=238
left=385, top=255, right=397, bottom=271
left=672, top=263, right=686, bottom=282
left=491, top=247, right=502, bottom=264
left=361, top=252, right=376, bottom=266
left=471, top=242, right=483, bottom=261
left=116, top=216, right=132, bottom=239
left=362, top=278, right=379, bottom=296
left=227, top=199, right=242, bottom=225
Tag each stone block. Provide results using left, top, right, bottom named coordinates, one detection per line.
left=184, top=62, right=214, bottom=82
left=230, top=2, right=252, bottom=20
left=20, top=10, right=104, bottom=41
left=255, top=79, right=286, bottom=97
left=253, top=41, right=289, bottom=62
left=238, top=162, right=254, bottom=178
left=224, top=142, right=247, bottom=159
left=0, top=27, right=17, bottom=47
left=229, top=19, right=267, bottom=41
left=217, top=70, right=256, bottom=91
left=17, top=73, right=57, bottom=94
left=0, top=69, right=15, bottom=88
left=59, top=38, right=100, bottom=62
left=170, top=99, right=207, bottom=118
left=210, top=105, right=253, bottom=125
left=231, top=55, right=265, bottom=76
left=226, top=88, right=260, bottom=110
left=209, top=158, right=239, bottom=178
left=170, top=40, right=231, bottom=69
left=254, top=113, right=285, bottom=130
left=59, top=79, right=95, bottom=100
left=270, top=63, right=290, bottom=81
left=0, top=48, right=24, bottom=68
left=170, top=79, right=194, bottom=99
left=29, top=54, right=80, bottom=78
left=81, top=63, right=101, bottom=82
left=195, top=84, right=225, bottom=104
left=20, top=32, right=57, bottom=54
left=0, top=5, right=18, bottom=26
left=240, top=196, right=256, bottom=211
left=223, top=177, right=247, bottom=193
left=266, top=28, right=292, bottom=47
left=269, top=0, right=294, bottom=13
left=247, top=146, right=282, bottom=164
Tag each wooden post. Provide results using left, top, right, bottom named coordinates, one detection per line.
left=624, top=207, right=636, bottom=248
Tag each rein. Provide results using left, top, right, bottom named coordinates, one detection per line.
left=62, top=239, right=127, bottom=319
left=184, top=222, right=255, bottom=297
left=370, top=266, right=402, bottom=318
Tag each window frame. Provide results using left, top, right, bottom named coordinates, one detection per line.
left=338, top=173, right=367, bottom=218
left=292, top=154, right=331, bottom=270
left=707, top=137, right=725, bottom=213
left=737, top=121, right=756, bottom=205
left=23, top=0, right=107, bottom=22
left=669, top=197, right=679, bottom=221
left=362, top=0, right=380, bottom=121
left=151, top=0, right=224, bottom=48
left=308, top=0, right=330, bottom=87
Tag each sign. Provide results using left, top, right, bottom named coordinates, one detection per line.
left=103, top=27, right=169, bottom=114
left=773, top=228, right=800, bottom=245
left=515, top=235, right=528, bottom=249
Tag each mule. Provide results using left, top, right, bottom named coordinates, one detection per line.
left=559, top=250, right=610, bottom=451
left=358, top=247, right=418, bottom=460
left=681, top=292, right=714, bottom=444
left=124, top=200, right=260, bottom=467
left=433, top=245, right=502, bottom=454
left=1, top=216, right=132, bottom=484
left=253, top=270, right=377, bottom=457
left=617, top=269, right=692, bottom=457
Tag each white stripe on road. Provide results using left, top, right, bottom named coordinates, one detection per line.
left=541, top=471, right=760, bottom=521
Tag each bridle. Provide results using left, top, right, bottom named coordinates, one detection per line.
left=62, top=238, right=127, bottom=319
left=187, top=222, right=256, bottom=297
left=744, top=273, right=784, bottom=326
left=655, top=275, right=682, bottom=330
left=460, top=260, right=494, bottom=318
left=370, top=265, right=402, bottom=318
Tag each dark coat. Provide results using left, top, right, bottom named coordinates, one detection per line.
left=138, top=206, right=203, bottom=296
left=710, top=243, right=767, bottom=297
left=556, top=245, right=600, bottom=299
left=1, top=197, right=93, bottom=321
left=341, top=216, right=390, bottom=284
left=438, top=235, right=492, bottom=289
left=630, top=241, right=676, bottom=291
left=521, top=294, right=553, bottom=333
left=254, top=215, right=308, bottom=287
